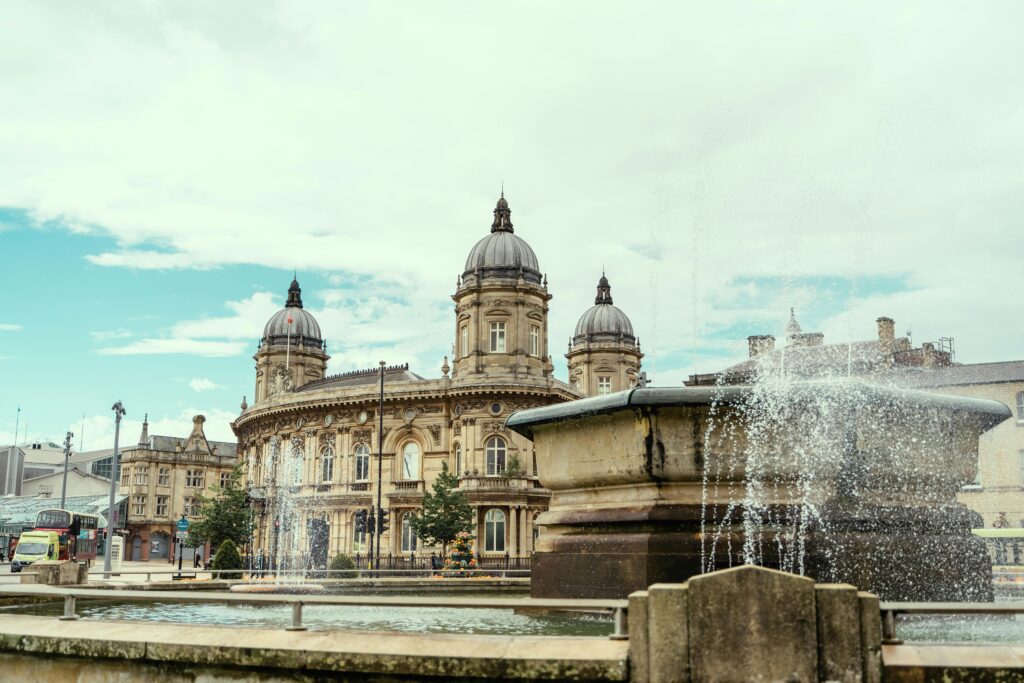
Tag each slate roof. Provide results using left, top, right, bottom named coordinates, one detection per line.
left=892, top=361, right=1024, bottom=388
left=297, top=363, right=424, bottom=393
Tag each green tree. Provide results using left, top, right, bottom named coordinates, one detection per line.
left=211, top=539, right=243, bottom=580
left=410, top=462, right=473, bottom=556
left=189, top=466, right=252, bottom=551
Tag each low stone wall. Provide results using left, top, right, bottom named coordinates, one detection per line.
left=0, top=615, right=627, bottom=682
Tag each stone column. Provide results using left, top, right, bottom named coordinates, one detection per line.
left=524, top=509, right=533, bottom=553
left=509, top=506, right=519, bottom=556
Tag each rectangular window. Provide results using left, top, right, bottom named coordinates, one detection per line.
left=489, top=321, right=506, bottom=353
left=460, top=325, right=469, bottom=357
left=530, top=324, right=540, bottom=356
left=158, top=468, right=170, bottom=486
left=132, top=495, right=146, bottom=516
left=183, top=497, right=192, bottom=516
left=121, top=467, right=131, bottom=487
left=598, top=377, right=612, bottom=395
left=220, top=471, right=231, bottom=488
left=1019, top=451, right=1024, bottom=487
left=134, top=466, right=149, bottom=485
left=322, top=455, right=334, bottom=483
left=156, top=496, right=168, bottom=517
left=186, top=470, right=205, bottom=488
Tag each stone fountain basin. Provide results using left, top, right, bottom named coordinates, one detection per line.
left=507, top=380, right=1010, bottom=503
left=506, top=380, right=1011, bottom=600
left=230, top=584, right=326, bottom=594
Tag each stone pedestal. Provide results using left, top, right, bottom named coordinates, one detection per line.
left=628, top=565, right=882, bottom=683
left=21, top=560, right=88, bottom=586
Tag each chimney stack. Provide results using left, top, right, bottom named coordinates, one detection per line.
left=877, top=317, right=895, bottom=356
left=748, top=335, right=776, bottom=358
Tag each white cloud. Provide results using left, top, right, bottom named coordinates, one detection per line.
left=97, top=339, right=246, bottom=357
left=90, top=329, right=134, bottom=341
left=189, top=377, right=220, bottom=392
left=0, top=324, right=23, bottom=332
left=1, top=1, right=1023, bottom=379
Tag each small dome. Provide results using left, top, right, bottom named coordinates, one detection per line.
left=261, top=277, right=324, bottom=350
left=462, top=194, right=542, bottom=283
left=573, top=274, right=636, bottom=342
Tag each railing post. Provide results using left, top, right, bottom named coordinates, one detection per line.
left=881, top=609, right=902, bottom=645
left=610, top=606, right=628, bottom=640
left=286, top=602, right=307, bottom=631
left=59, top=594, right=80, bottom=621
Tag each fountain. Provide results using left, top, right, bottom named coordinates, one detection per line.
left=233, top=435, right=325, bottom=594
left=506, top=379, right=1011, bottom=601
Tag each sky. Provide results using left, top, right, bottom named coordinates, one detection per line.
left=1, top=2, right=1022, bottom=451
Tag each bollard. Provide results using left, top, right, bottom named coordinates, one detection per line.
left=881, top=609, right=902, bottom=644
left=285, top=602, right=307, bottom=631
left=58, top=594, right=80, bottom=621
left=610, top=606, right=628, bottom=640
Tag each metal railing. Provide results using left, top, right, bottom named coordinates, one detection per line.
left=0, top=585, right=628, bottom=638
left=86, top=568, right=530, bottom=582
left=879, top=601, right=1024, bottom=645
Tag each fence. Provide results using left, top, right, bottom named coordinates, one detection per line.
left=245, top=552, right=532, bottom=573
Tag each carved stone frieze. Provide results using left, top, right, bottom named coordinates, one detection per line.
left=352, top=428, right=372, bottom=443
left=428, top=424, right=441, bottom=446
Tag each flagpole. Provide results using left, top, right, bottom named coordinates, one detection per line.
left=286, top=318, right=292, bottom=374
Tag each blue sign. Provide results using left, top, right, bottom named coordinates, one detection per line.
left=176, top=518, right=190, bottom=532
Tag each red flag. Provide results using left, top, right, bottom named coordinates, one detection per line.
left=287, top=316, right=294, bottom=325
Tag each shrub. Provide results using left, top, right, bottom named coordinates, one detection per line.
left=329, top=553, right=356, bottom=573
left=211, top=539, right=243, bottom=580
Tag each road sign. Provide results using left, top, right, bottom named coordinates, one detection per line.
left=177, top=517, right=190, bottom=532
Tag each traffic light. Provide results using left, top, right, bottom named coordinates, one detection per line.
left=354, top=509, right=367, bottom=533
left=377, top=509, right=390, bottom=535
left=367, top=510, right=376, bottom=536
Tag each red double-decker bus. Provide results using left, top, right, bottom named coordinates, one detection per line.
left=35, top=509, right=100, bottom=565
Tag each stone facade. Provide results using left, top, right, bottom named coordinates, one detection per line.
left=117, top=415, right=238, bottom=562
left=233, top=195, right=642, bottom=563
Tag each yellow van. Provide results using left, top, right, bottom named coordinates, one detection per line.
left=11, top=531, right=60, bottom=573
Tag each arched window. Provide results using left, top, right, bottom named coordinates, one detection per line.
left=402, top=442, right=420, bottom=480
left=401, top=513, right=418, bottom=552
left=1017, top=391, right=1024, bottom=420
left=485, top=509, right=506, bottom=552
left=354, top=443, right=370, bottom=481
left=352, top=513, right=367, bottom=552
left=320, top=444, right=335, bottom=483
left=485, top=436, right=506, bottom=476
left=454, top=443, right=462, bottom=477
left=289, top=441, right=304, bottom=484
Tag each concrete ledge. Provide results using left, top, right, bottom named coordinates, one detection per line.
left=0, top=615, right=627, bottom=681
left=883, top=644, right=1024, bottom=682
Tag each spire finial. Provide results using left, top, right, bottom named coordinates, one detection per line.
left=595, top=272, right=612, bottom=304
left=286, top=275, right=303, bottom=308
left=491, top=191, right=513, bottom=232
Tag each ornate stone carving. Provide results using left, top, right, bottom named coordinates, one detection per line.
left=453, top=421, right=462, bottom=436
left=428, top=424, right=441, bottom=446
left=352, top=428, right=372, bottom=443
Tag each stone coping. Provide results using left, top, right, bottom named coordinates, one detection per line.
left=505, top=379, right=1012, bottom=439
left=883, top=643, right=1024, bottom=677
left=0, top=614, right=627, bottom=681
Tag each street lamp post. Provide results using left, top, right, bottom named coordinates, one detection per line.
left=102, top=401, right=126, bottom=579
left=375, top=360, right=385, bottom=570
left=59, top=430, right=73, bottom=509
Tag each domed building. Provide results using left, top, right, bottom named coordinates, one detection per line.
left=566, top=274, right=643, bottom=394
left=232, top=195, right=642, bottom=566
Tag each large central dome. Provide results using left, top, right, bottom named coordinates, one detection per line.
left=261, top=277, right=324, bottom=350
left=462, top=194, right=542, bottom=284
